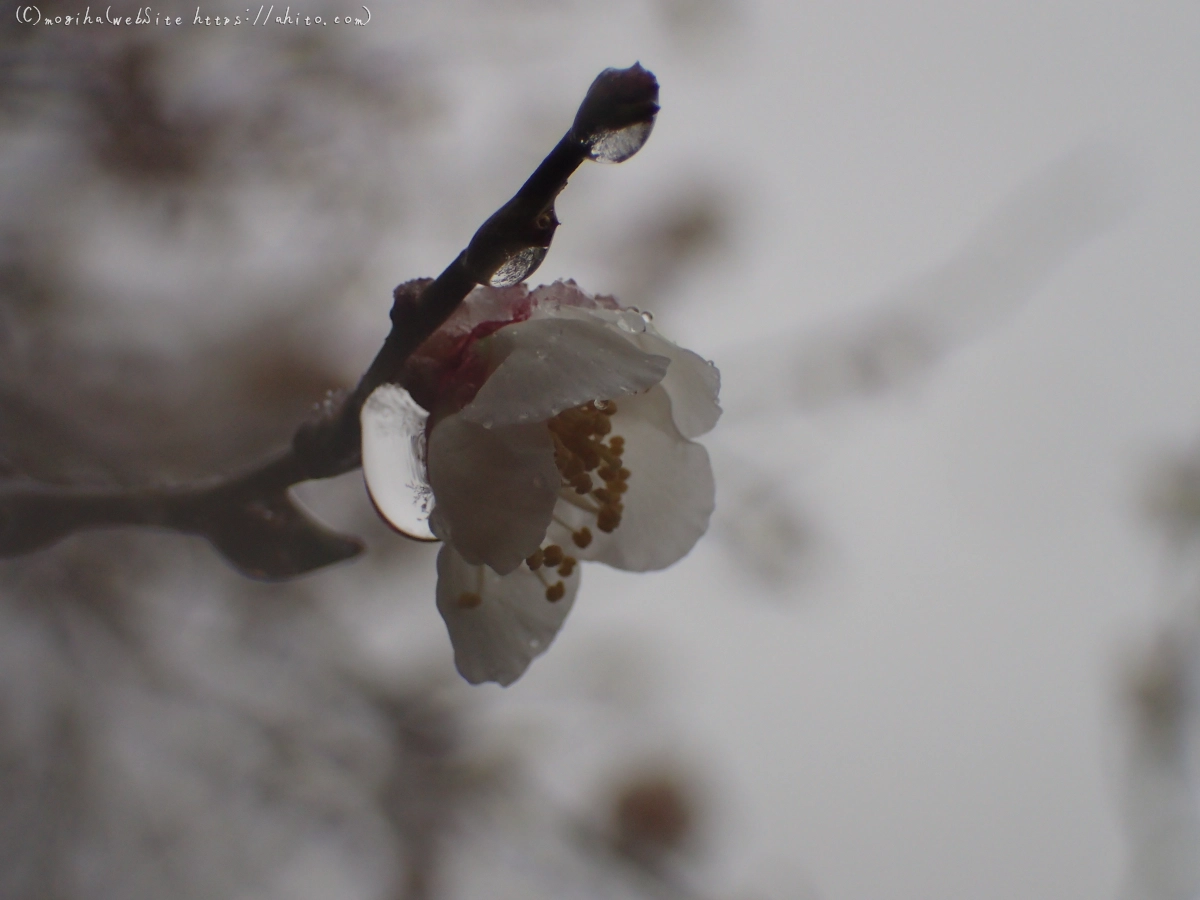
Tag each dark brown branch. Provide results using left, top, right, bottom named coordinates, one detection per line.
left=0, top=64, right=660, bottom=580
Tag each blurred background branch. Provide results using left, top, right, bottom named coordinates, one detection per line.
left=0, top=19, right=752, bottom=900
left=1, top=4, right=1195, bottom=900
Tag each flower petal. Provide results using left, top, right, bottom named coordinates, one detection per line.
left=549, top=385, right=715, bottom=572
left=458, top=317, right=669, bottom=429
left=631, top=332, right=722, bottom=438
left=533, top=294, right=721, bottom=438
left=529, top=279, right=620, bottom=311
left=435, top=544, right=579, bottom=686
left=427, top=414, right=558, bottom=574
left=360, top=384, right=436, bottom=540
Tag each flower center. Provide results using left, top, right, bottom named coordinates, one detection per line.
left=503, top=399, right=632, bottom=603
left=547, top=399, right=629, bottom=538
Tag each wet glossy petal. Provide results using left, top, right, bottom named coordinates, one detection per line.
left=531, top=286, right=721, bottom=438
left=360, top=384, right=436, bottom=540
left=632, top=331, right=722, bottom=438
left=436, top=544, right=580, bottom=686
left=459, top=317, right=669, bottom=429
left=548, top=386, right=715, bottom=572
left=427, top=414, right=558, bottom=575
left=529, top=279, right=620, bottom=312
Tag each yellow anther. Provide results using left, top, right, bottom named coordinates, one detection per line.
left=545, top=581, right=566, bottom=602
left=548, top=401, right=631, bottom=538
left=597, top=506, right=621, bottom=533
left=457, top=592, right=482, bottom=609
left=525, top=548, right=544, bottom=570
left=543, top=544, right=564, bottom=567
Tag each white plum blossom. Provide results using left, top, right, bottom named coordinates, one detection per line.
left=361, top=281, right=720, bottom=686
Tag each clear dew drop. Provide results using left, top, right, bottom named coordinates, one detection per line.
left=615, top=310, right=646, bottom=334
left=489, top=246, right=549, bottom=288
left=360, top=384, right=437, bottom=541
left=587, top=120, right=655, bottom=163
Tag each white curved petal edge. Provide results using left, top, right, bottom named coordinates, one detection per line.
left=459, top=316, right=669, bottom=429
left=632, top=331, right=721, bottom=438
left=533, top=293, right=721, bottom=438
left=427, top=415, right=558, bottom=575
left=548, top=385, right=715, bottom=572
left=360, top=384, right=436, bottom=540
left=436, top=544, right=580, bottom=686
left=529, top=279, right=620, bottom=312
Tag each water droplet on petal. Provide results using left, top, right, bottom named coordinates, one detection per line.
left=361, top=384, right=437, bottom=541
left=588, top=120, right=655, bottom=163
left=489, top=246, right=549, bottom=287
left=640, top=310, right=654, bottom=323
left=615, top=310, right=646, bottom=333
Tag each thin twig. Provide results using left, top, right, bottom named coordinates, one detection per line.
left=0, top=64, right=660, bottom=580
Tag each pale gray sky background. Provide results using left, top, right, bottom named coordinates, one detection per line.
left=7, top=2, right=1200, bottom=898
left=312, top=3, right=1200, bottom=898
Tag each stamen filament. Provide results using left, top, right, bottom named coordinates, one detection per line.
left=557, top=490, right=601, bottom=514
left=531, top=563, right=566, bottom=602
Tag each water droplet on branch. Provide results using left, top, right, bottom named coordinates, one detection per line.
left=488, top=246, right=548, bottom=287
left=588, top=120, right=655, bottom=163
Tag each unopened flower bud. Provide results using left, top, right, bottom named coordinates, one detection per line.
left=572, top=63, right=659, bottom=163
